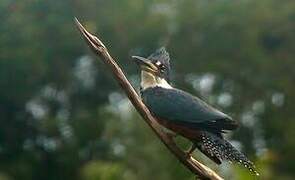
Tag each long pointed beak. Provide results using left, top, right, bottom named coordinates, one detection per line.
left=132, top=56, right=158, bottom=73
left=132, top=56, right=151, bottom=66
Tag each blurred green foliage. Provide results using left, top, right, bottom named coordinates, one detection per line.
left=0, top=0, right=294, bottom=179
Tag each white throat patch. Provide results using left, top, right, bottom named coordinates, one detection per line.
left=140, top=71, right=172, bottom=90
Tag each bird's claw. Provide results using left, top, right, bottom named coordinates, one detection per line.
left=185, top=143, right=197, bottom=157
left=165, top=131, right=177, bottom=139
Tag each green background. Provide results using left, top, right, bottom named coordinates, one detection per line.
left=0, top=0, right=294, bottom=179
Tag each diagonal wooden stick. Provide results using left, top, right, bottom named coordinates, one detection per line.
left=74, top=17, right=223, bottom=180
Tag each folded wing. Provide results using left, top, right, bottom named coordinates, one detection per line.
left=141, top=87, right=238, bottom=133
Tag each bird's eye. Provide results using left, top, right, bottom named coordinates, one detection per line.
left=159, top=64, right=165, bottom=72
left=155, top=61, right=161, bottom=66
left=154, top=61, right=165, bottom=73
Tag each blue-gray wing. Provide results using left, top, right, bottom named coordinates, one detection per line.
left=141, top=87, right=238, bottom=131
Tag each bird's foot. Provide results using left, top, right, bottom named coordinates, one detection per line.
left=166, top=131, right=177, bottom=140
left=163, top=128, right=177, bottom=139
left=185, top=143, right=197, bottom=157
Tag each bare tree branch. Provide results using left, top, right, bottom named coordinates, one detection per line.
left=74, top=18, right=224, bottom=180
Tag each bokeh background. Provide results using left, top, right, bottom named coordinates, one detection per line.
left=1, top=0, right=294, bottom=179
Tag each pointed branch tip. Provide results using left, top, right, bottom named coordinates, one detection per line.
left=74, top=18, right=106, bottom=52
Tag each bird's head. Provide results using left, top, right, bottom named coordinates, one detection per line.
left=132, top=47, right=171, bottom=86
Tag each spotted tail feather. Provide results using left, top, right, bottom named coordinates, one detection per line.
left=199, top=131, right=259, bottom=176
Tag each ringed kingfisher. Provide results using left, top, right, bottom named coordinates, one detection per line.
left=132, top=47, right=258, bottom=175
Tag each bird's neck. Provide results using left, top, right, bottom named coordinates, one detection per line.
left=140, top=71, right=172, bottom=90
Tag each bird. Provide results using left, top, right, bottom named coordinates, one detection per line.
left=132, top=47, right=259, bottom=175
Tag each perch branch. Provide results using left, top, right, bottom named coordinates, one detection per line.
left=74, top=18, right=223, bottom=180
